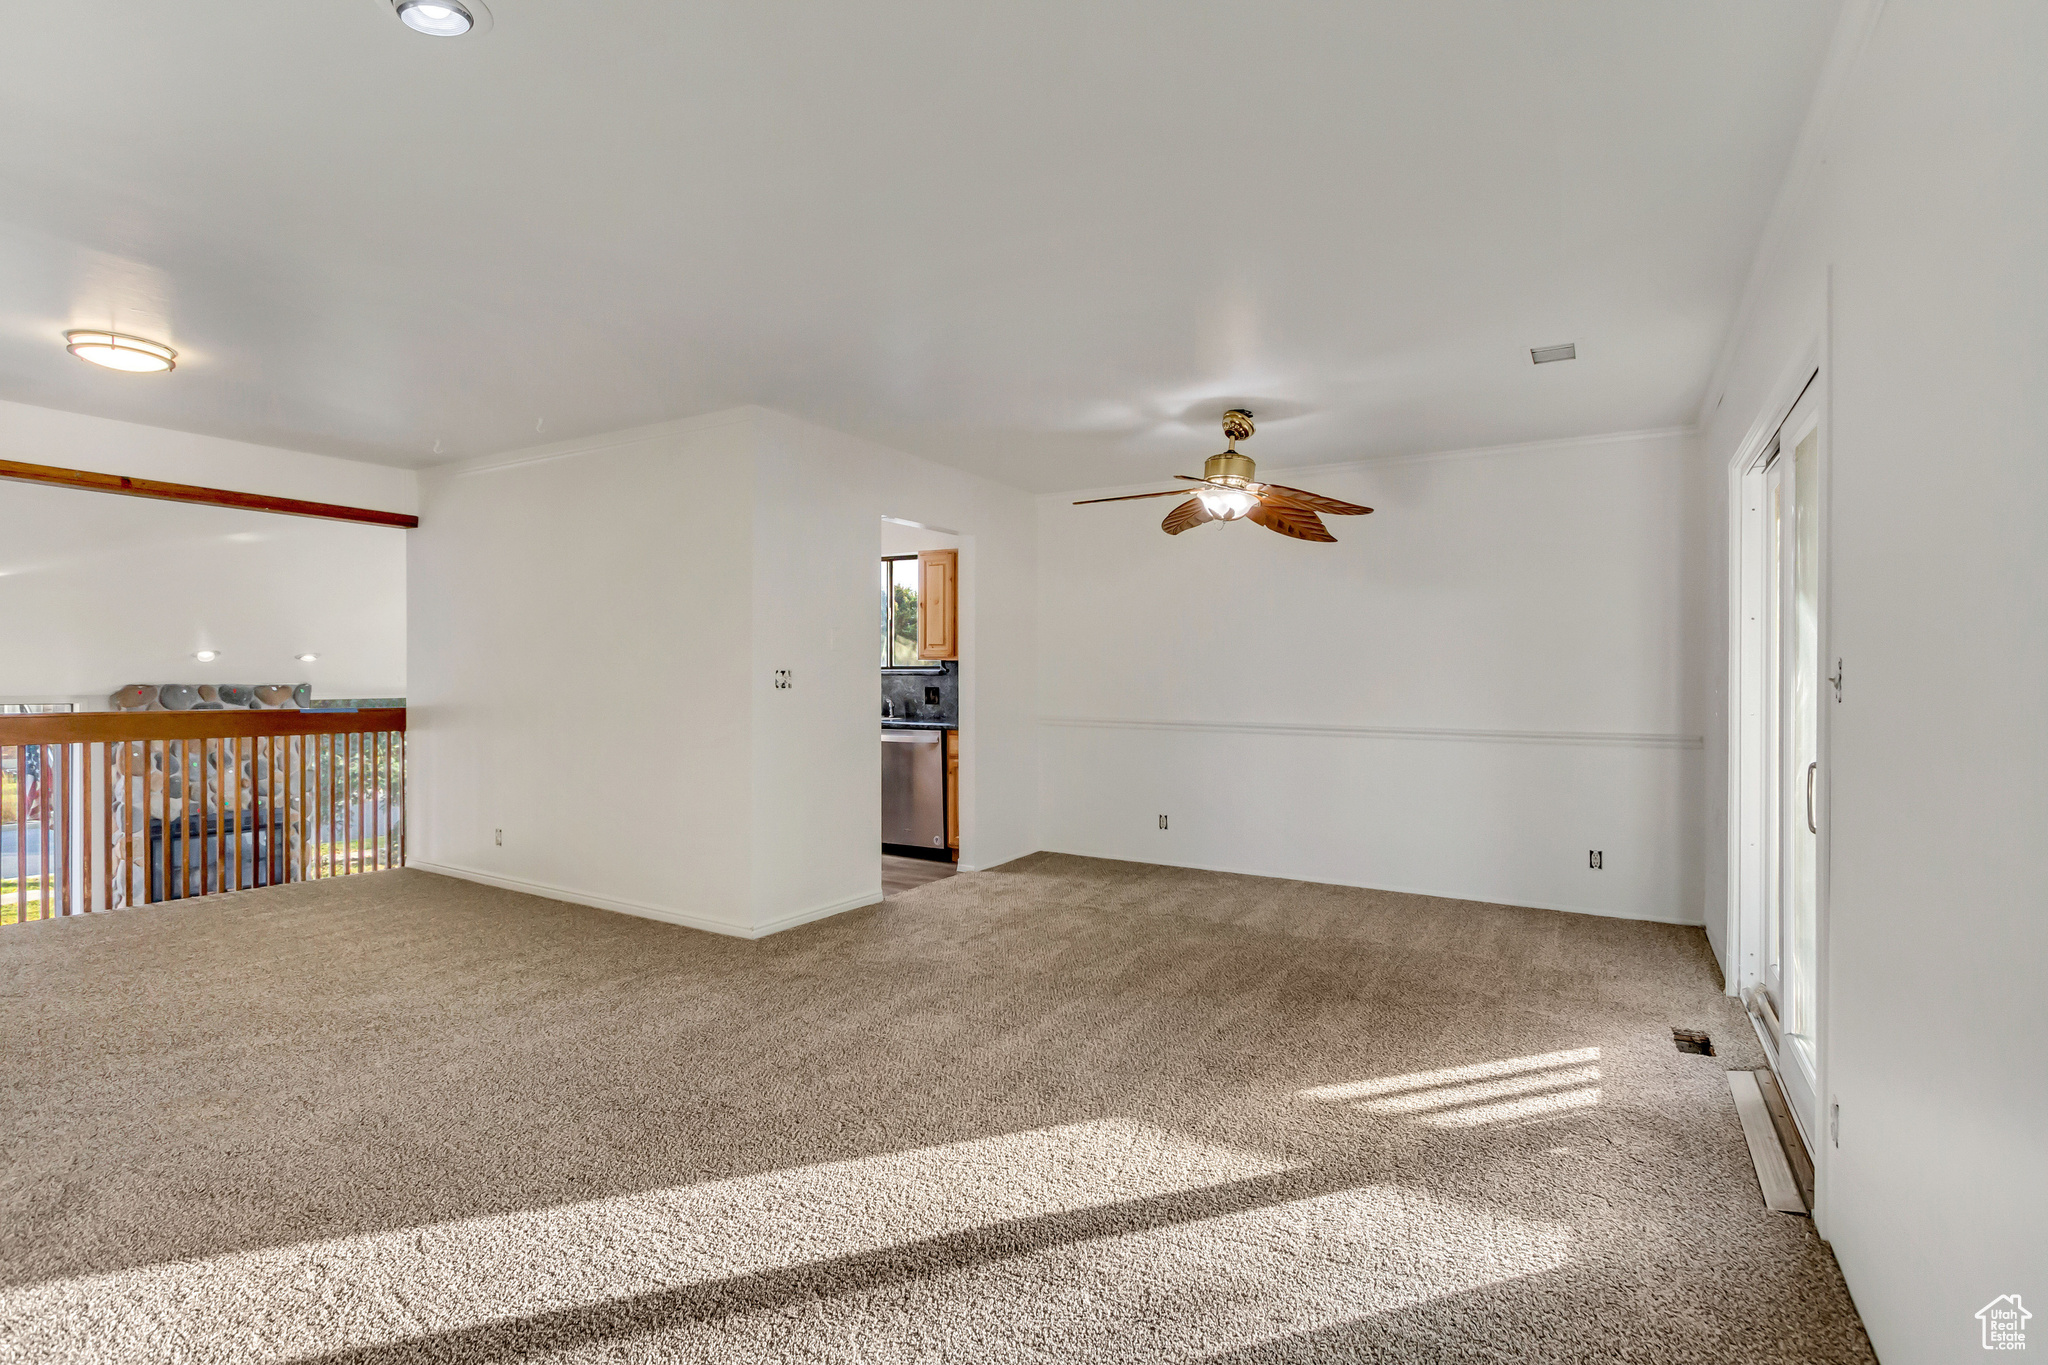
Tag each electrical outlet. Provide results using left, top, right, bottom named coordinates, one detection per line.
left=773, top=670, right=792, bottom=690
left=495, top=828, right=503, bottom=846
left=1159, top=814, right=1169, bottom=830
left=1589, top=850, right=1603, bottom=869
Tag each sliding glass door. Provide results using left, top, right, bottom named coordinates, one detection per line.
left=1749, top=384, right=1822, bottom=1144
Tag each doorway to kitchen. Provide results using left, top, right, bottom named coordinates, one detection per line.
left=880, top=518, right=960, bottom=896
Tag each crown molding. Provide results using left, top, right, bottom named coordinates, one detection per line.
left=1040, top=716, right=1703, bottom=751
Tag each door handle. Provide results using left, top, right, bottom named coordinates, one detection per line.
left=1805, top=761, right=1818, bottom=835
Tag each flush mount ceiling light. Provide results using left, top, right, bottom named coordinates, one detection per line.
left=395, top=0, right=480, bottom=36
left=194, top=650, right=219, bottom=662
left=1072, top=410, right=1373, bottom=543
left=296, top=653, right=319, bottom=663
left=65, top=331, right=176, bottom=373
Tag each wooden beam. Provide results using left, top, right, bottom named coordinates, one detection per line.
left=0, top=458, right=418, bottom=529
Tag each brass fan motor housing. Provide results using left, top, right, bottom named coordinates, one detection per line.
left=1203, top=451, right=1257, bottom=485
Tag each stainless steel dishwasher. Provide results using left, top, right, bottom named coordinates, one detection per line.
left=881, top=729, right=947, bottom=850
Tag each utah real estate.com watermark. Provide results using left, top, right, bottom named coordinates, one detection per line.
left=1978, top=1295, right=2030, bottom=1351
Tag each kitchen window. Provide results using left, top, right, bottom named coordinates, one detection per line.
left=881, top=556, right=941, bottom=670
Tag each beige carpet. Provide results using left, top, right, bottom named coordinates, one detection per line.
left=0, top=855, right=1872, bottom=1363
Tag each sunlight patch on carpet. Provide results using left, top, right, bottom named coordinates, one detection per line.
left=0, top=1120, right=1294, bottom=1363
left=1298, top=1048, right=1604, bottom=1127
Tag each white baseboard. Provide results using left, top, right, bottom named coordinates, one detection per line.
left=407, top=861, right=753, bottom=938
left=755, top=889, right=885, bottom=936
left=1031, top=847, right=1705, bottom=927
left=406, top=862, right=881, bottom=940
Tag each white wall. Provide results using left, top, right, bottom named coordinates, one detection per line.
left=406, top=406, right=1039, bottom=938
left=406, top=412, right=757, bottom=934
left=0, top=398, right=410, bottom=702
left=1694, top=3, right=2047, bottom=1359
left=750, top=409, right=1039, bottom=930
left=1038, top=428, right=1705, bottom=921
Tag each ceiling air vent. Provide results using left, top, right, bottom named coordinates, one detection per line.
left=1531, top=343, right=1577, bottom=365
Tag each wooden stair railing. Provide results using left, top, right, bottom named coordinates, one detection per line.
left=0, top=708, right=405, bottom=925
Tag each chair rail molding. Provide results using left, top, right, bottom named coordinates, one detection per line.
left=1038, top=716, right=1703, bottom=750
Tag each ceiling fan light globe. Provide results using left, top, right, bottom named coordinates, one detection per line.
left=1197, top=487, right=1257, bottom=520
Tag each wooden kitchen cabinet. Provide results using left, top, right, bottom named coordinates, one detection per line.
left=945, top=728, right=960, bottom=859
left=917, top=549, right=958, bottom=660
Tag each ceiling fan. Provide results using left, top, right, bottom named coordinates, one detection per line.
left=1073, top=410, right=1372, bottom=542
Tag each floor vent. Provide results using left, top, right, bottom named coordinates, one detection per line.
left=1673, top=1028, right=1715, bottom=1056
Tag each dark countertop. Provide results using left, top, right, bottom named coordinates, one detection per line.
left=881, top=720, right=955, bottom=731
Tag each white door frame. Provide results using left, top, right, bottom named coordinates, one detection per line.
left=1723, top=329, right=1834, bottom=1232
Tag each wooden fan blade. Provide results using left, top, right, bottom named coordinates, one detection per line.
left=1072, top=488, right=1194, bottom=505
left=1161, top=497, right=1214, bottom=535
left=1247, top=500, right=1336, bottom=542
left=1255, top=483, right=1372, bottom=516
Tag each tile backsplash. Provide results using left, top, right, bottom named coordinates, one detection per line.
left=881, top=660, right=957, bottom=724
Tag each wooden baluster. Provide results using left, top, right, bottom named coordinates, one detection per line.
left=343, top=732, right=353, bottom=875
left=218, top=737, right=226, bottom=892
left=127, top=741, right=135, bottom=904
left=264, top=736, right=275, bottom=886
left=35, top=744, right=49, bottom=920
left=11, top=746, right=22, bottom=924
left=352, top=732, right=362, bottom=875
left=57, top=744, right=70, bottom=916
left=367, top=731, right=377, bottom=871
left=371, top=732, right=381, bottom=871
left=169, top=740, right=179, bottom=901
left=150, top=741, right=162, bottom=904
left=301, top=734, right=312, bottom=881
left=194, top=739, right=204, bottom=898
left=199, top=738, right=209, bottom=896
left=171, top=739, right=182, bottom=900
left=381, top=731, right=391, bottom=870
left=396, top=730, right=406, bottom=868
left=233, top=735, right=244, bottom=892
left=357, top=732, right=368, bottom=874
left=100, top=742, right=111, bottom=912
left=64, top=743, right=75, bottom=916
left=291, top=733, right=298, bottom=881
left=39, top=744, right=53, bottom=918
left=178, top=738, right=187, bottom=899
left=192, top=739, right=201, bottom=897
left=351, top=732, right=361, bottom=874
left=131, top=741, right=142, bottom=907
left=327, top=734, right=337, bottom=879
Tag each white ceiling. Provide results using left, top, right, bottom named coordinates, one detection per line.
left=0, top=1, right=1840, bottom=491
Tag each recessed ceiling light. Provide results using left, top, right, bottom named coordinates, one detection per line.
left=1530, top=343, right=1577, bottom=365
left=194, top=650, right=219, bottom=662
left=66, top=331, right=176, bottom=373
left=297, top=653, right=319, bottom=663
left=397, top=0, right=474, bottom=35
